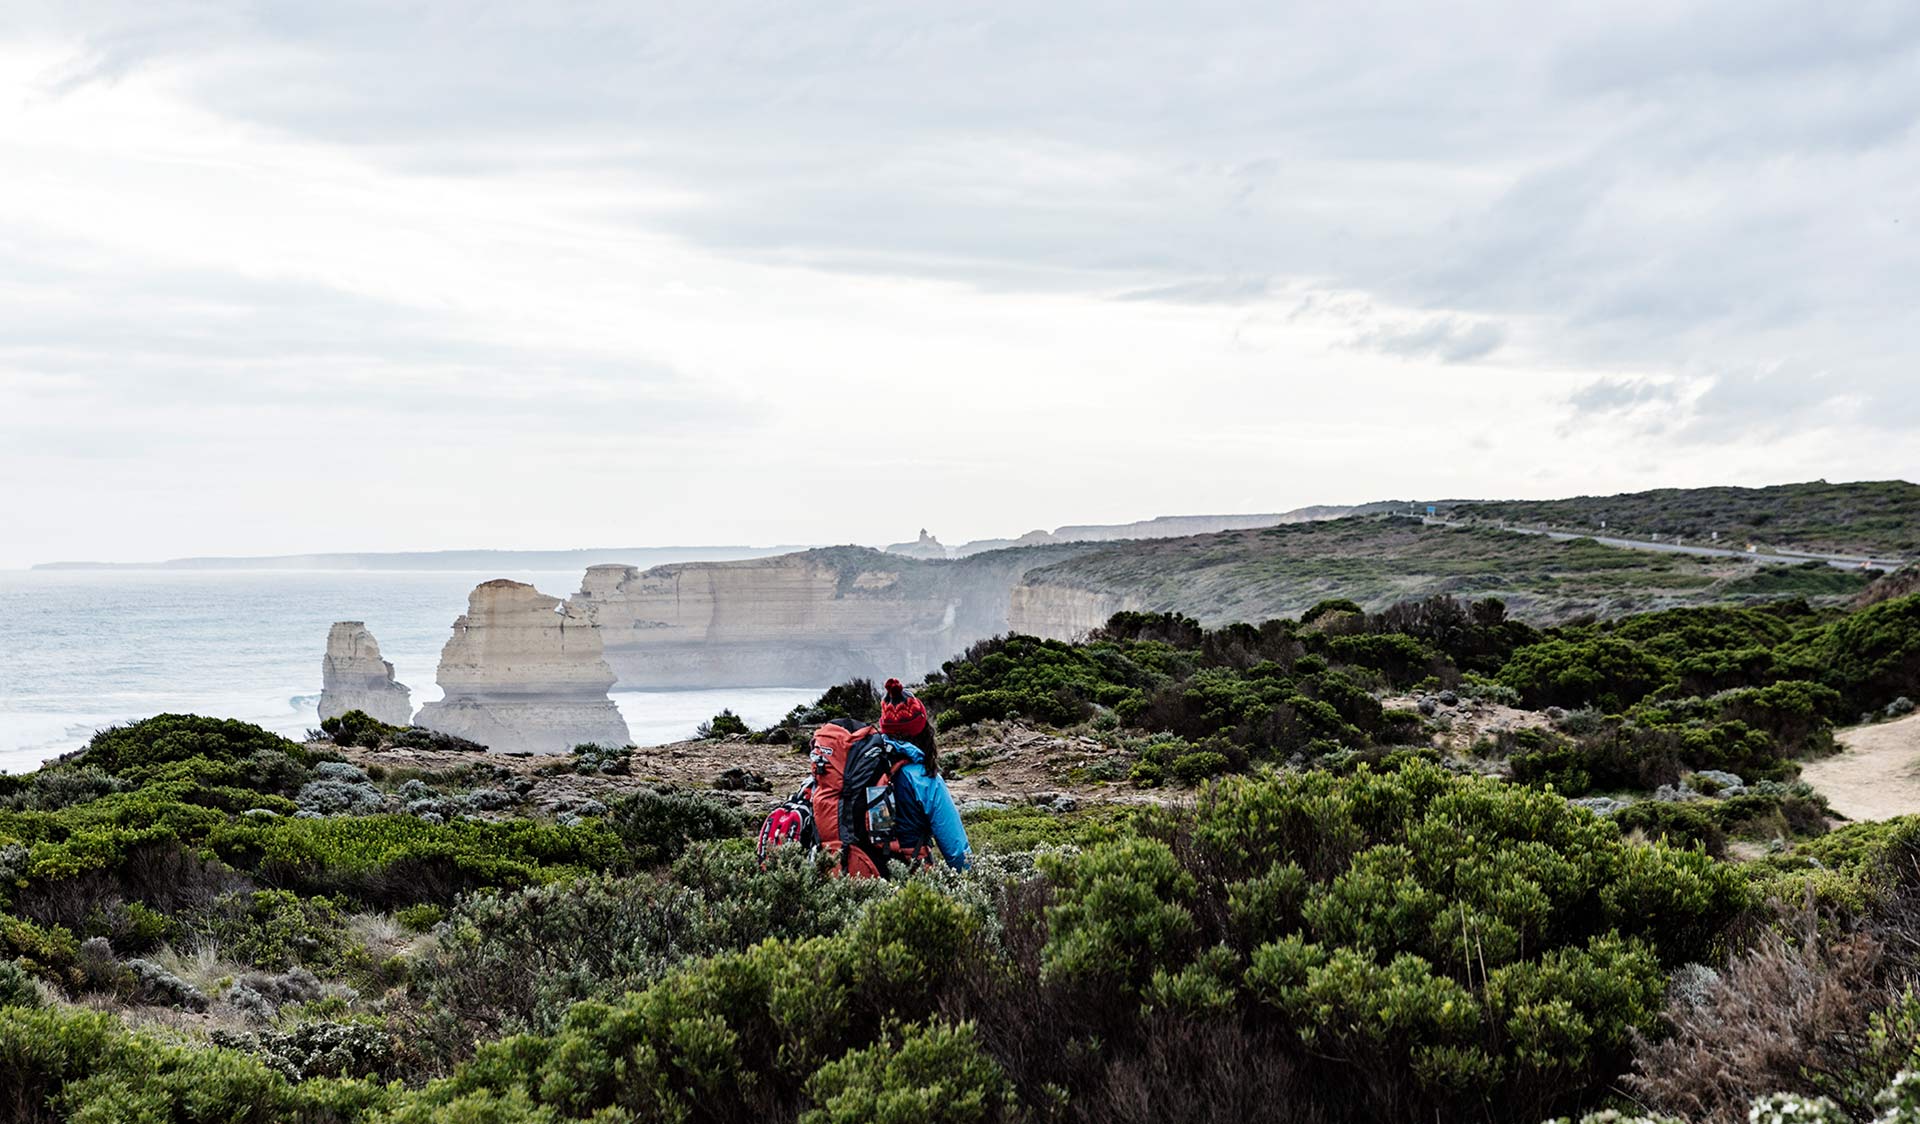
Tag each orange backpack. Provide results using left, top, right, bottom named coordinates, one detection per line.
left=807, top=719, right=930, bottom=877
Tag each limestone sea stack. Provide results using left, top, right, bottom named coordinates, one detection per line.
left=318, top=622, right=413, bottom=727
left=413, top=579, right=631, bottom=754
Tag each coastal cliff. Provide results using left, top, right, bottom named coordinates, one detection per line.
left=317, top=622, right=412, bottom=727
left=569, top=545, right=1091, bottom=688
left=414, top=579, right=630, bottom=753
left=1005, top=583, right=1138, bottom=640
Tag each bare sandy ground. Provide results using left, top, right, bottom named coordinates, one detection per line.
left=1802, top=712, right=1920, bottom=821
left=336, top=720, right=1162, bottom=819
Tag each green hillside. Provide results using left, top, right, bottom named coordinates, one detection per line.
left=1018, top=516, right=1875, bottom=626
left=1443, top=479, right=1920, bottom=557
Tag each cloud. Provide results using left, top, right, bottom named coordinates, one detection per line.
left=1, top=1, right=1918, bottom=565
left=1569, top=377, right=1682, bottom=414
left=1114, top=276, right=1273, bottom=305
left=1348, top=317, right=1506, bottom=363
left=1685, top=366, right=1864, bottom=433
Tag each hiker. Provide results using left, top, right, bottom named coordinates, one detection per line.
left=880, top=677, right=937, bottom=762
left=789, top=712, right=970, bottom=876
left=884, top=734, right=970, bottom=871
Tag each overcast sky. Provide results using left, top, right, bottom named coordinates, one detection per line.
left=2, top=1, right=1915, bottom=567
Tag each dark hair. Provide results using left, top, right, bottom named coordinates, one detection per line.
left=908, top=726, right=939, bottom=778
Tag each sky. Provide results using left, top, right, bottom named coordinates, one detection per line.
left=1, top=1, right=1916, bottom=568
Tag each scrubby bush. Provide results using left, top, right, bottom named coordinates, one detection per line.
left=1014, top=761, right=1748, bottom=1122
left=1497, top=638, right=1671, bottom=711
left=392, top=884, right=979, bottom=1122
left=0, top=958, right=42, bottom=1008
left=317, top=710, right=398, bottom=749
left=563, top=742, right=631, bottom=775
left=1302, top=598, right=1364, bottom=625
left=1776, top=594, right=1920, bottom=715
left=210, top=890, right=351, bottom=971
left=214, top=1020, right=397, bottom=1082
left=413, top=844, right=891, bottom=1054
left=208, top=813, right=623, bottom=906
left=802, top=1019, right=1022, bottom=1124
left=605, top=788, right=752, bottom=868
left=697, top=708, right=752, bottom=738
left=1614, top=801, right=1728, bottom=857
left=0, top=1002, right=394, bottom=1123
left=79, top=714, right=309, bottom=775
left=777, top=679, right=885, bottom=730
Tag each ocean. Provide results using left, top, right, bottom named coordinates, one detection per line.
left=0, top=569, right=824, bottom=776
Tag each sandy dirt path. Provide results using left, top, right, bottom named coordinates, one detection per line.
left=1802, top=712, right=1920, bottom=821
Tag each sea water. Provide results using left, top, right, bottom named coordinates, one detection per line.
left=0, top=569, right=823, bottom=775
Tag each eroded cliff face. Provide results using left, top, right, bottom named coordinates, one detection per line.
left=570, top=546, right=1088, bottom=688
left=414, top=579, right=630, bottom=753
left=1005, top=584, right=1138, bottom=641
left=318, top=622, right=413, bottom=727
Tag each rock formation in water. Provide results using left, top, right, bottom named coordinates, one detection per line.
left=317, top=622, right=413, bottom=727
left=413, top=579, right=631, bottom=753
left=570, top=546, right=1089, bottom=688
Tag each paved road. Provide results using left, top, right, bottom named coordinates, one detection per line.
left=1421, top=518, right=1908, bottom=571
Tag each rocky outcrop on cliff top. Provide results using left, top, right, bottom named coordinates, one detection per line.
left=882, top=529, right=949, bottom=559
left=318, top=622, right=413, bottom=727
left=413, top=580, right=631, bottom=754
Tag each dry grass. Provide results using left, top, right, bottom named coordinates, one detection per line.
left=1627, top=917, right=1886, bottom=1122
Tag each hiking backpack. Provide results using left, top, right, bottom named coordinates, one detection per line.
left=807, top=718, right=930, bottom=877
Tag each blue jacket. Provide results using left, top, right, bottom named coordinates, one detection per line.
left=884, top=738, right=971, bottom=870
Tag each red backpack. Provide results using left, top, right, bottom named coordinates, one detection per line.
left=807, top=718, right=930, bottom=878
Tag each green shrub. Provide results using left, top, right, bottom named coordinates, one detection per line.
left=209, top=814, right=623, bottom=906
left=960, top=805, right=1128, bottom=853
left=1614, top=801, right=1727, bottom=857
left=605, top=789, right=751, bottom=868
left=395, top=904, right=444, bottom=932
left=1170, top=751, right=1232, bottom=785
left=318, top=710, right=399, bottom=749
left=1776, top=593, right=1920, bottom=714
left=1039, top=838, right=1197, bottom=990
left=413, top=845, right=890, bottom=1053
left=395, top=884, right=977, bottom=1122
left=1302, top=598, right=1363, bottom=625
left=1, top=915, right=79, bottom=983
left=801, top=1019, right=1022, bottom=1124
left=1173, top=762, right=1742, bottom=1119
left=697, top=709, right=752, bottom=739
left=0, top=1002, right=395, bottom=1124
left=778, top=678, right=884, bottom=729
left=0, top=958, right=41, bottom=1008
left=1324, top=632, right=1439, bottom=686
left=1497, top=638, right=1671, bottom=711
left=79, top=715, right=308, bottom=775
left=211, top=890, right=351, bottom=971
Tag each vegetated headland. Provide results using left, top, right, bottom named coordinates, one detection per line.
left=5, top=479, right=1920, bottom=1123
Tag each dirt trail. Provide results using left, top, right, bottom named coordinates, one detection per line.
left=1802, top=713, right=1920, bottom=821
left=337, top=721, right=1159, bottom=819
